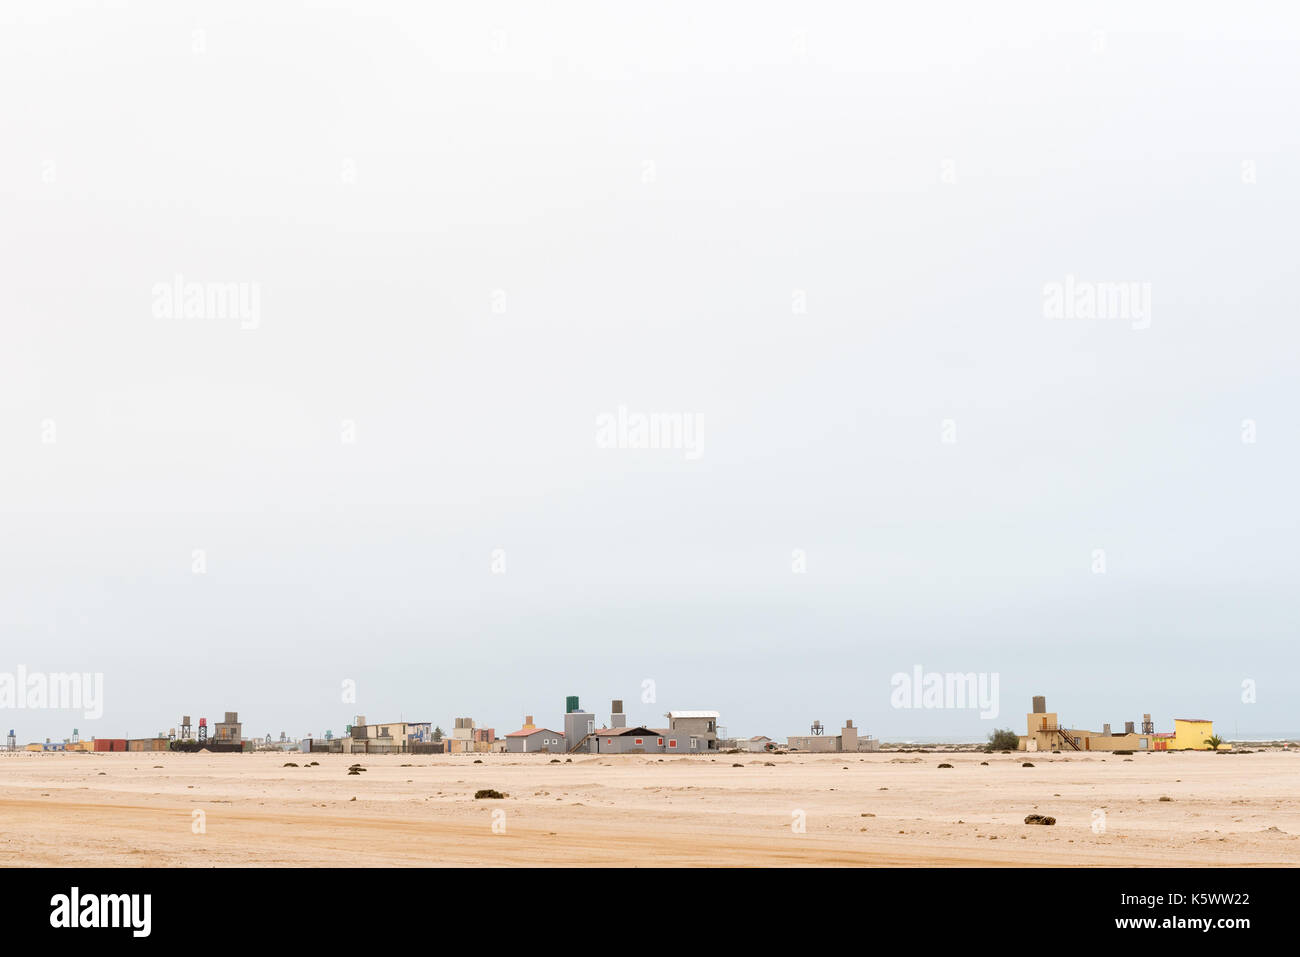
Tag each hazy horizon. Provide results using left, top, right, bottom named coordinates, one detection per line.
left=3, top=2, right=1297, bottom=745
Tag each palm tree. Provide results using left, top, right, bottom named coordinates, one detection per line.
left=1204, top=734, right=1224, bottom=750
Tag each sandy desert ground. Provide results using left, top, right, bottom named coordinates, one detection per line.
left=1, top=749, right=1297, bottom=866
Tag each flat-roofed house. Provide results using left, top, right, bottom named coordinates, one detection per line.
left=666, top=710, right=719, bottom=752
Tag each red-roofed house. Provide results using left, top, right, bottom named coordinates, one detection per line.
left=505, top=727, right=566, bottom=753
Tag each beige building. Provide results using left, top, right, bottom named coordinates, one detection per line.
left=344, top=717, right=439, bottom=753
left=1019, top=696, right=1227, bottom=752
left=665, top=711, right=720, bottom=752
left=214, top=711, right=242, bottom=745
left=445, top=717, right=494, bottom=753
left=788, top=719, right=879, bottom=752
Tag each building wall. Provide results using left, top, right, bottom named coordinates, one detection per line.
left=564, top=711, right=596, bottom=751
left=351, top=721, right=433, bottom=747
left=669, top=716, right=715, bottom=737
left=787, top=734, right=841, bottom=752
left=506, top=731, right=565, bottom=753
left=591, top=732, right=680, bottom=754
left=1078, top=732, right=1152, bottom=751
left=405, top=722, right=433, bottom=743
left=1171, top=719, right=1223, bottom=750
left=667, top=716, right=717, bottom=750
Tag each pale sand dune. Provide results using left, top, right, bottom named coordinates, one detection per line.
left=1, top=751, right=1297, bottom=866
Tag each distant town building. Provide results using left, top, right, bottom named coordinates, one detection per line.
left=214, top=712, right=242, bottom=745
left=588, top=726, right=670, bottom=754
left=1020, top=697, right=1228, bottom=752
left=505, top=725, right=566, bottom=753
left=665, top=711, right=719, bottom=752
left=788, top=719, right=878, bottom=752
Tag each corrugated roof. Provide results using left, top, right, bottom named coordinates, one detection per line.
left=1175, top=718, right=1213, bottom=723
left=595, top=726, right=657, bottom=737
left=667, top=710, right=720, bottom=719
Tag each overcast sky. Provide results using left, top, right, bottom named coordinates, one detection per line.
left=2, top=2, right=1297, bottom=744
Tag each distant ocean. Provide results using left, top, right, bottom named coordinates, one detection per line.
left=880, top=733, right=1300, bottom=744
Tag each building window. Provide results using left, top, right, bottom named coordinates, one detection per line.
left=657, top=738, right=663, bottom=746
left=669, top=740, right=676, bottom=748
left=635, top=738, right=643, bottom=745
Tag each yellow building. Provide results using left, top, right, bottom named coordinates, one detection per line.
left=1170, top=718, right=1229, bottom=750
left=1020, top=696, right=1229, bottom=752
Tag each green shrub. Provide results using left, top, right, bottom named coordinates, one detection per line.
left=987, top=728, right=1020, bottom=751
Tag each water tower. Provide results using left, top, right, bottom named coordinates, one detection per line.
left=811, top=720, right=825, bottom=735
left=6, top=730, right=15, bottom=751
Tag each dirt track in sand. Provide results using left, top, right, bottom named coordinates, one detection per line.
left=2, top=750, right=1297, bottom=866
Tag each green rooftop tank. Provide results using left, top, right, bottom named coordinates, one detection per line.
left=566, top=695, right=580, bottom=714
